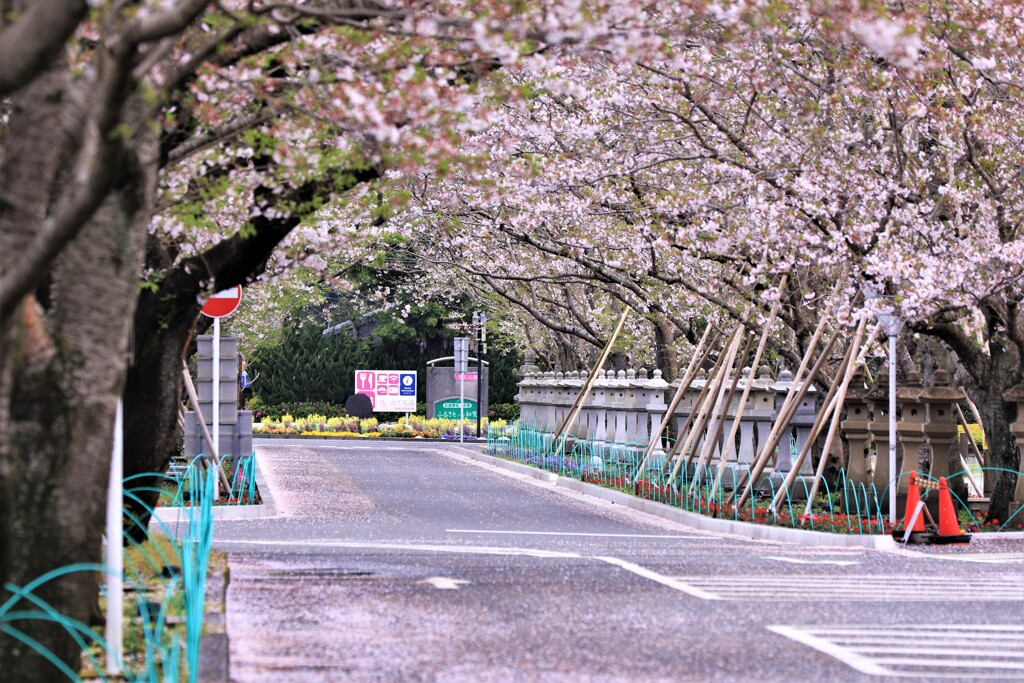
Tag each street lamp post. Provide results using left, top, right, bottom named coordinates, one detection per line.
left=473, top=311, right=487, bottom=439
left=874, top=310, right=903, bottom=525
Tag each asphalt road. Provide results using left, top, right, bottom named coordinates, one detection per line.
left=213, top=441, right=1024, bottom=682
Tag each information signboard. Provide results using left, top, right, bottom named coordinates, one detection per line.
left=434, top=399, right=478, bottom=421
left=354, top=370, right=417, bottom=412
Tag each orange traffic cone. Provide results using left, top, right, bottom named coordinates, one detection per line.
left=930, top=476, right=971, bottom=544
left=894, top=471, right=927, bottom=542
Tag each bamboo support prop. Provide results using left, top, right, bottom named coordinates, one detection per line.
left=728, top=311, right=833, bottom=506
left=665, top=323, right=744, bottom=485
left=955, top=403, right=986, bottom=467
left=689, top=332, right=754, bottom=493
left=711, top=288, right=788, bottom=491
left=681, top=326, right=750, bottom=474
left=733, top=328, right=840, bottom=508
left=181, top=361, right=231, bottom=495
left=789, top=318, right=870, bottom=516
left=551, top=309, right=629, bottom=459
left=632, top=324, right=718, bottom=480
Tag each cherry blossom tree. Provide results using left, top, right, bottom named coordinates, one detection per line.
left=0, top=0, right=706, bottom=674
left=386, top=0, right=1024, bottom=519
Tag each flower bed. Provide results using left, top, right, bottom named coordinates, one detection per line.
left=254, top=413, right=506, bottom=438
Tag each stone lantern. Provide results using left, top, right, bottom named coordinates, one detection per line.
left=742, top=366, right=776, bottom=464
left=867, top=367, right=902, bottom=507
left=1001, top=383, right=1024, bottom=511
left=919, top=369, right=965, bottom=482
left=841, top=367, right=873, bottom=488
left=895, top=370, right=928, bottom=500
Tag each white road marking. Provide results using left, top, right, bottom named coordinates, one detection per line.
left=593, top=556, right=721, bottom=600
left=419, top=577, right=469, bottom=590
left=216, top=539, right=583, bottom=559
left=768, top=625, right=891, bottom=676
left=766, top=556, right=860, bottom=566
left=216, top=540, right=722, bottom=599
left=672, top=574, right=1024, bottom=601
left=447, top=529, right=715, bottom=540
left=769, top=624, right=1024, bottom=679
left=913, top=553, right=1024, bottom=565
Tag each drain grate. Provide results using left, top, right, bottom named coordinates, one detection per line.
left=268, top=569, right=374, bottom=579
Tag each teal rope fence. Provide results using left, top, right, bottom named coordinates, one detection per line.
left=0, top=461, right=217, bottom=681
left=487, top=422, right=1022, bottom=535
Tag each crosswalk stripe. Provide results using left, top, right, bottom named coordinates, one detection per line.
left=671, top=575, right=1024, bottom=601
left=770, top=624, right=1024, bottom=679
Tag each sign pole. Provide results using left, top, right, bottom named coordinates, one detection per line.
left=105, top=399, right=123, bottom=675
left=459, top=371, right=465, bottom=444
left=212, top=316, right=221, bottom=500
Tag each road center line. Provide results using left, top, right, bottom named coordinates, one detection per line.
left=447, top=529, right=714, bottom=539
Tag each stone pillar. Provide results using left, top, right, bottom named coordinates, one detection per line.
left=1001, top=384, right=1024, bottom=509
left=772, top=370, right=796, bottom=472
left=592, top=370, right=610, bottom=442
left=736, top=367, right=772, bottom=463
left=896, top=371, right=928, bottom=503
left=608, top=370, right=629, bottom=443
left=867, top=368, right=903, bottom=511
left=920, top=370, right=964, bottom=482
left=643, top=369, right=670, bottom=461
left=841, top=368, right=873, bottom=488
left=790, top=379, right=819, bottom=476
left=747, top=367, right=776, bottom=465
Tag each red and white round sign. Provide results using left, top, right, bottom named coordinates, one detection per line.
left=201, top=285, right=242, bottom=318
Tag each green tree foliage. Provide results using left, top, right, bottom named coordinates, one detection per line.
left=249, top=307, right=522, bottom=408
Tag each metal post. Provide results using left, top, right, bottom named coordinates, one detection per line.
left=888, top=331, right=897, bottom=525
left=459, top=368, right=465, bottom=444
left=212, top=316, right=221, bottom=500
left=105, top=399, right=123, bottom=675
left=475, top=312, right=486, bottom=439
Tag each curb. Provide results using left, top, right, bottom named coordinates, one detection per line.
left=445, top=446, right=896, bottom=549
left=152, top=451, right=278, bottom=524
left=254, top=434, right=490, bottom=444
left=198, top=551, right=229, bottom=682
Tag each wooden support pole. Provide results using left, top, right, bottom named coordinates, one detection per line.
left=711, top=286, right=788, bottom=491
left=689, top=332, right=754, bottom=493
left=552, top=309, right=629, bottom=458
left=790, top=318, right=869, bottom=515
left=955, top=403, right=986, bottom=467
left=733, top=329, right=840, bottom=508
left=666, top=323, right=743, bottom=485
left=181, top=361, right=231, bottom=495
left=633, top=324, right=718, bottom=479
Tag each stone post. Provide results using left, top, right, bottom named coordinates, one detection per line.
left=790, top=378, right=819, bottom=476
left=895, top=371, right=928, bottom=509
left=739, top=367, right=775, bottom=464
left=1001, top=384, right=1024, bottom=510
left=642, top=369, right=670, bottom=464
left=771, top=370, right=796, bottom=473
left=841, top=368, right=873, bottom=488
left=867, top=368, right=903, bottom=512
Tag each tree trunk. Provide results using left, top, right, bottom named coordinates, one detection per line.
left=976, top=338, right=1022, bottom=523
left=0, top=165, right=150, bottom=676
left=652, top=314, right=679, bottom=381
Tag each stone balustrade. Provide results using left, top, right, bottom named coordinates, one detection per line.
left=516, top=359, right=999, bottom=499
